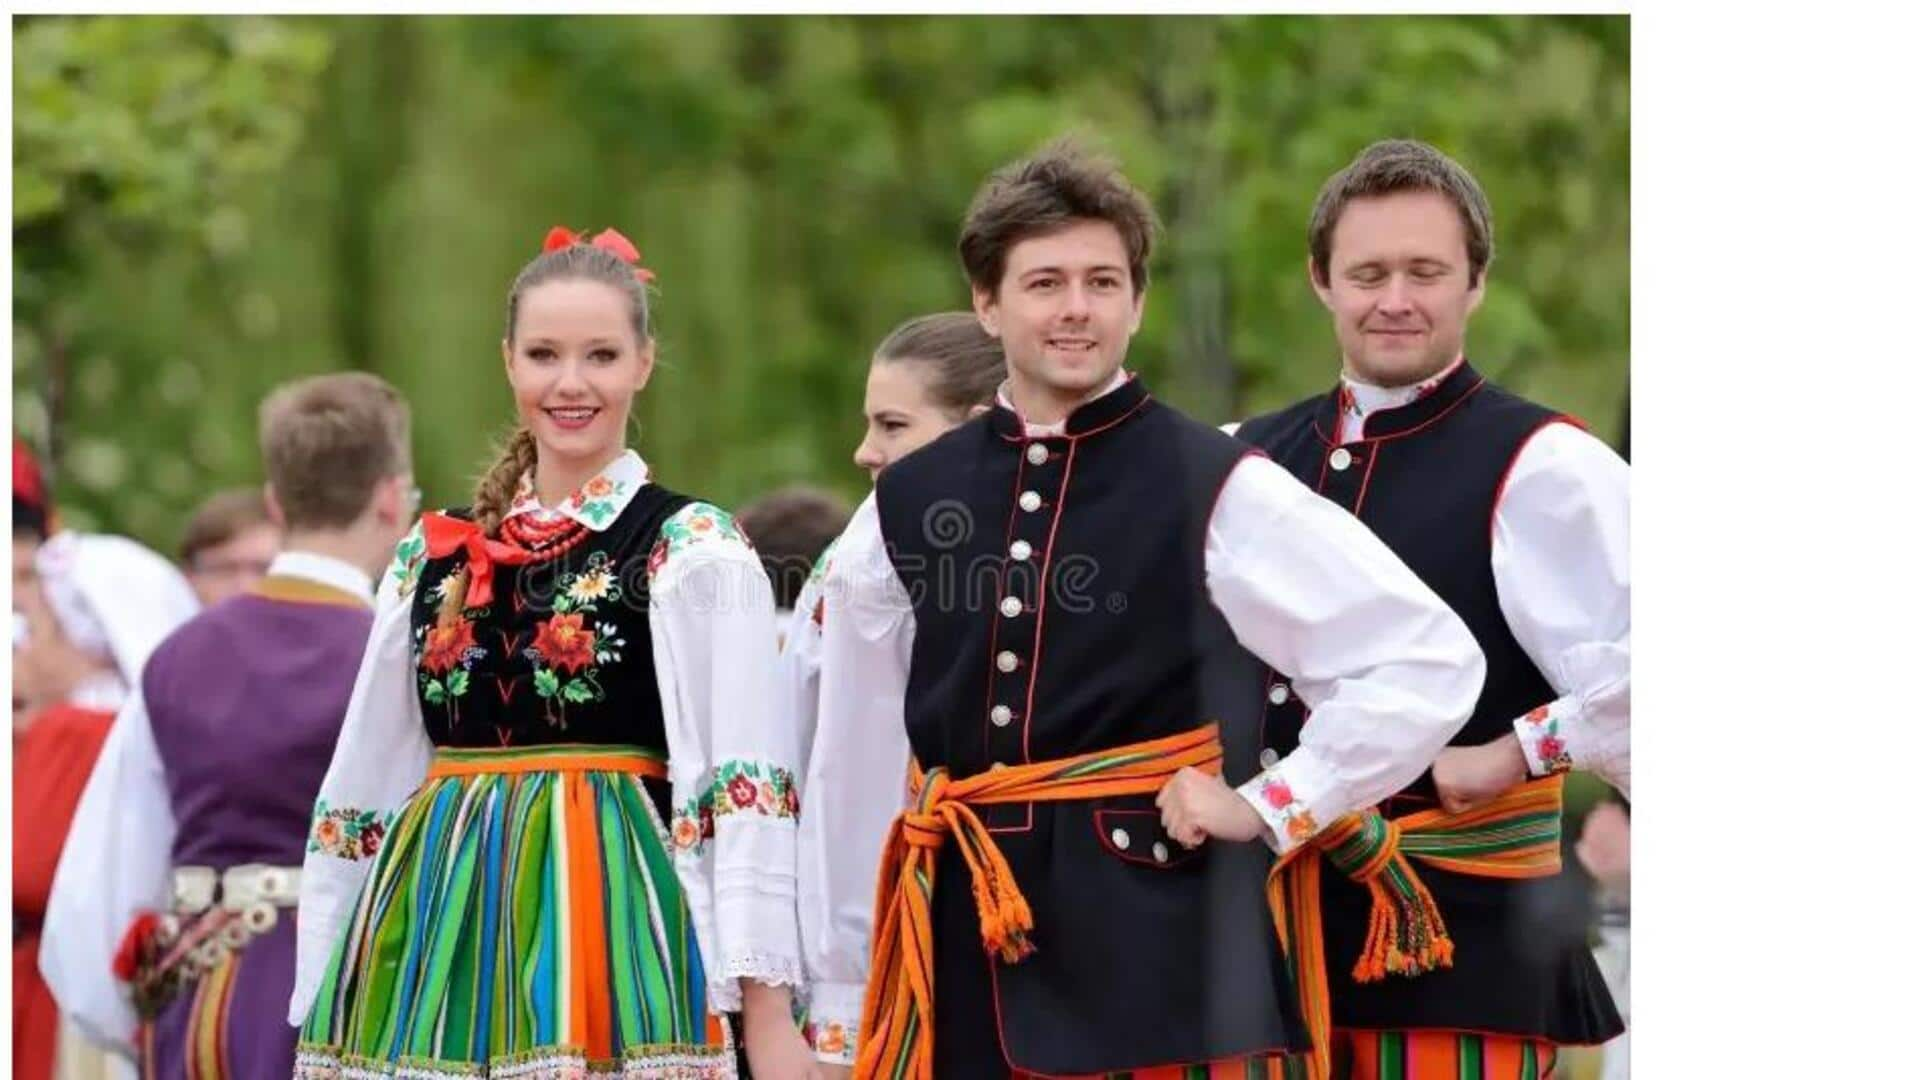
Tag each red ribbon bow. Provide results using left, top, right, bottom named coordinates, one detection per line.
left=542, top=226, right=656, bottom=283
left=421, top=512, right=534, bottom=610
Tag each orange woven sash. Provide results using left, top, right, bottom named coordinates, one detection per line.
left=1266, top=775, right=1567, bottom=1080
left=853, top=725, right=1224, bottom=1080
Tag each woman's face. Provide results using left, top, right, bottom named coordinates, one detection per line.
left=852, top=360, right=965, bottom=482
left=502, top=278, right=653, bottom=469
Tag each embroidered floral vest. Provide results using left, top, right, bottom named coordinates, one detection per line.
left=403, top=486, right=692, bottom=751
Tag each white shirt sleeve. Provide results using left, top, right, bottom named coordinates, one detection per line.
left=795, top=494, right=914, bottom=1065
left=288, top=524, right=433, bottom=1025
left=1207, top=455, right=1487, bottom=853
left=648, top=502, right=804, bottom=1014
left=781, top=551, right=831, bottom=775
left=38, top=692, right=176, bottom=1054
left=65, top=533, right=201, bottom=684
left=1493, top=423, right=1631, bottom=799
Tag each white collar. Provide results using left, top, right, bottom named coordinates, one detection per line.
left=996, top=369, right=1131, bottom=437
left=1340, top=354, right=1466, bottom=426
left=268, top=551, right=376, bottom=606
left=503, top=448, right=651, bottom=532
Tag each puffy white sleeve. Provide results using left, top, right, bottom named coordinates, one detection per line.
left=795, top=494, right=915, bottom=1066
left=781, top=536, right=837, bottom=774
left=38, top=692, right=175, bottom=1054
left=648, top=501, right=803, bottom=1014
left=1204, top=455, right=1487, bottom=854
left=288, top=522, right=433, bottom=1024
left=1492, top=423, right=1631, bottom=799
left=67, top=533, right=200, bottom=683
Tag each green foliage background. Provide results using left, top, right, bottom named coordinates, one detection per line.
left=14, top=14, right=1628, bottom=551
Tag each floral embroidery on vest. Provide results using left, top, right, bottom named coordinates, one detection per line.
left=416, top=615, right=484, bottom=723
left=524, top=551, right=627, bottom=727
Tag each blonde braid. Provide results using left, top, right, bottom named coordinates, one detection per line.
left=437, top=427, right=538, bottom=622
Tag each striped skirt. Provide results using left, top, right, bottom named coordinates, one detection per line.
left=294, top=744, right=734, bottom=1079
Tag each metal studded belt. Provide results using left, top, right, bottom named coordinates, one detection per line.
left=170, top=863, right=302, bottom=914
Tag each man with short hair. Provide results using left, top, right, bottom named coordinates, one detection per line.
left=1228, top=139, right=1628, bottom=1076
left=41, top=373, right=417, bottom=1079
left=799, top=142, right=1487, bottom=1079
left=177, top=487, right=281, bottom=608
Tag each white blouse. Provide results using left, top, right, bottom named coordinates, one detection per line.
left=793, top=398, right=1486, bottom=1064
left=289, top=450, right=803, bottom=1024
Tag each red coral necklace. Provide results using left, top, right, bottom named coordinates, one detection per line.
left=501, top=513, right=591, bottom=564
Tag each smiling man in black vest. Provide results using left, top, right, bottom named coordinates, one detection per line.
left=796, top=141, right=1492, bottom=1080
left=1227, top=139, right=1629, bottom=1078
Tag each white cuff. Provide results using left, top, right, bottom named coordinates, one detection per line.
left=806, top=980, right=865, bottom=1066
left=1235, top=745, right=1341, bottom=857
left=1514, top=701, right=1576, bottom=777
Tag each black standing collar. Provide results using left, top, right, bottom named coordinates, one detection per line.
left=989, top=372, right=1154, bottom=442
left=1310, top=359, right=1487, bottom=445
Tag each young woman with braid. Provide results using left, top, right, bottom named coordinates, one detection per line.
left=290, top=228, right=812, bottom=1079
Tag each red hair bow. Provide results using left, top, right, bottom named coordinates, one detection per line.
left=541, top=226, right=656, bottom=284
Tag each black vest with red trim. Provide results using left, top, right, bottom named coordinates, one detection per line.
left=1235, top=361, right=1622, bottom=1043
left=874, top=376, right=1309, bottom=1076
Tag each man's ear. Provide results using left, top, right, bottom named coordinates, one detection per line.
left=972, top=284, right=1001, bottom=338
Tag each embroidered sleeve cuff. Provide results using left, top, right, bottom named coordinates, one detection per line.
left=1235, top=748, right=1340, bottom=857
left=1514, top=701, right=1577, bottom=777
left=806, top=981, right=865, bottom=1066
left=307, top=801, right=392, bottom=861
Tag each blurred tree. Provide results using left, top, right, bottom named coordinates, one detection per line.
left=12, top=14, right=1628, bottom=549
left=13, top=14, right=331, bottom=536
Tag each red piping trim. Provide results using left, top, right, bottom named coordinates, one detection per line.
left=1021, top=438, right=1078, bottom=767
left=1066, top=392, right=1154, bottom=440
left=1487, top=416, right=1577, bottom=548
left=1317, top=376, right=1489, bottom=449
left=1353, top=442, right=1381, bottom=515
left=982, top=452, right=1028, bottom=761
left=983, top=448, right=1037, bottom=836
left=1092, top=809, right=1201, bottom=869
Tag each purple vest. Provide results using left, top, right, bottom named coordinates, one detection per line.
left=142, top=583, right=373, bottom=868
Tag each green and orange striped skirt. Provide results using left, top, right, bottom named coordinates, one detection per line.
left=294, top=744, right=733, bottom=1078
